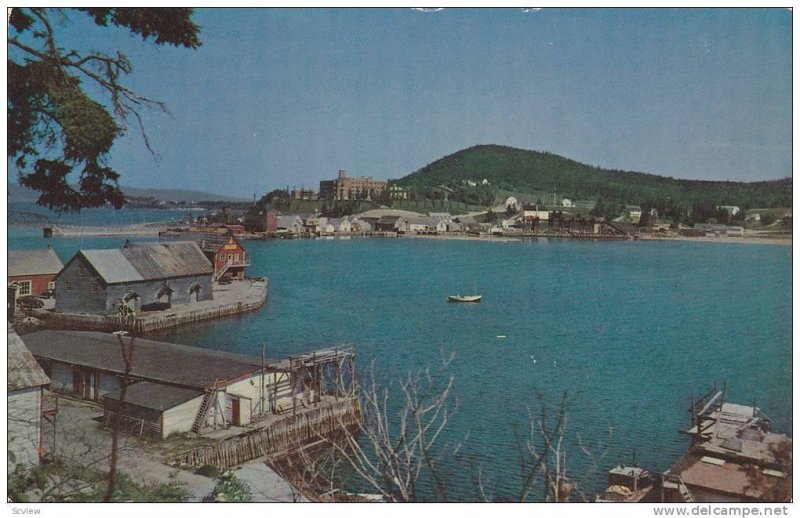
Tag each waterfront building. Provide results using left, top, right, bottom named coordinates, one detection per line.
left=191, top=233, right=250, bottom=281
left=327, top=217, right=352, bottom=233
left=663, top=391, right=791, bottom=503
left=8, top=247, right=64, bottom=297
left=23, top=330, right=355, bottom=440
left=374, top=215, right=407, bottom=233
left=350, top=218, right=372, bottom=233
left=22, top=330, right=289, bottom=438
left=55, top=242, right=213, bottom=314
left=244, top=208, right=278, bottom=234
left=319, top=169, right=388, bottom=201
left=276, top=215, right=305, bottom=235
left=8, top=327, right=51, bottom=469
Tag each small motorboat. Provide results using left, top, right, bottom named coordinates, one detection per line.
left=447, top=295, right=482, bottom=303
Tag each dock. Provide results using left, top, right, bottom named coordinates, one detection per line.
left=171, top=396, right=361, bottom=470
left=43, top=222, right=175, bottom=238
left=37, top=278, right=268, bottom=334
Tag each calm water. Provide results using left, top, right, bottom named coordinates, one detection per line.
left=8, top=221, right=792, bottom=500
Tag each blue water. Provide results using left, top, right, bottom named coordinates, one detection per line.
left=8, top=224, right=792, bottom=500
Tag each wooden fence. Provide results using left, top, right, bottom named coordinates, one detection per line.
left=171, top=398, right=362, bottom=470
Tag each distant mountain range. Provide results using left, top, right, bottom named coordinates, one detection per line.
left=395, top=144, right=791, bottom=208
left=7, top=183, right=250, bottom=204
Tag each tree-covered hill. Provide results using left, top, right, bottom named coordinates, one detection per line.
left=394, top=144, right=791, bottom=210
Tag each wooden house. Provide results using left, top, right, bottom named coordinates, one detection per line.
left=8, top=247, right=64, bottom=297
left=55, top=242, right=213, bottom=315
left=23, top=330, right=355, bottom=440
left=375, top=215, right=407, bottom=233
left=192, top=234, right=250, bottom=281
left=8, top=327, right=51, bottom=469
left=22, top=330, right=293, bottom=439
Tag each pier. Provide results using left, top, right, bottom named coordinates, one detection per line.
left=38, top=278, right=268, bottom=334
left=171, top=397, right=361, bottom=470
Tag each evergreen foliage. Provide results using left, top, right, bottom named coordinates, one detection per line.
left=395, top=144, right=791, bottom=212
left=8, top=8, right=201, bottom=213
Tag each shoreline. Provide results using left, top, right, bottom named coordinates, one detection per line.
left=11, top=222, right=791, bottom=246
left=403, top=232, right=792, bottom=246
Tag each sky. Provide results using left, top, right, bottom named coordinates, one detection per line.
left=13, top=8, right=793, bottom=198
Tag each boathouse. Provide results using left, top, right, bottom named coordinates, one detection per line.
left=23, top=330, right=356, bottom=440
left=55, top=242, right=213, bottom=315
left=8, top=247, right=64, bottom=297
left=190, top=233, right=250, bottom=281
left=662, top=388, right=792, bottom=503
left=22, top=330, right=289, bottom=439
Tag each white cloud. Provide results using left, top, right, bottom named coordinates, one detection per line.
left=411, top=8, right=445, bottom=12
left=521, top=8, right=543, bottom=13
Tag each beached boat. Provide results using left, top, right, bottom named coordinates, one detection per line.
left=447, top=295, right=482, bottom=303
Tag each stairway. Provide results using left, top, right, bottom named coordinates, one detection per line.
left=192, top=381, right=221, bottom=433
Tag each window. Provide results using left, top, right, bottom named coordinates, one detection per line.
left=91, top=280, right=100, bottom=294
left=17, top=280, right=31, bottom=296
left=65, top=280, right=72, bottom=291
left=78, top=263, right=86, bottom=276
left=48, top=281, right=55, bottom=291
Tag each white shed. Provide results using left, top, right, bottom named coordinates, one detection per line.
left=8, top=327, right=51, bottom=469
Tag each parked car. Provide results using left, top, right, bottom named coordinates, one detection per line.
left=17, top=296, right=44, bottom=309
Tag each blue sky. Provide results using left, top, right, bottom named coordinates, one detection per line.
left=21, top=8, right=793, bottom=197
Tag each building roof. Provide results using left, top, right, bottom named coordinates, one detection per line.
left=181, top=233, right=243, bottom=254
left=22, top=330, right=270, bottom=390
left=8, top=327, right=50, bottom=391
left=670, top=451, right=786, bottom=501
left=104, top=381, right=203, bottom=411
left=8, top=248, right=64, bottom=277
left=81, top=249, right=145, bottom=284
left=72, top=242, right=212, bottom=285
left=121, top=242, right=211, bottom=279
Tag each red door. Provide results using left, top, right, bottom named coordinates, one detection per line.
left=231, top=397, right=240, bottom=426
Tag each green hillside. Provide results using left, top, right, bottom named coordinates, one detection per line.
left=395, top=145, right=791, bottom=210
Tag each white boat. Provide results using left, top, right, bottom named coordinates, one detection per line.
left=447, top=295, right=482, bottom=303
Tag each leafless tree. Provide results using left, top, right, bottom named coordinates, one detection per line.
left=313, top=351, right=459, bottom=502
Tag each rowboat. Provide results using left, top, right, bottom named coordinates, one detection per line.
left=447, top=295, right=482, bottom=303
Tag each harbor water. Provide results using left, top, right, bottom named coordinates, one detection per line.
left=9, top=221, right=792, bottom=500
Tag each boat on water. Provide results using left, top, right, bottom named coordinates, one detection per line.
left=447, top=295, right=482, bottom=303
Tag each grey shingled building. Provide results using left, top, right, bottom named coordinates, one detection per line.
left=55, top=241, right=213, bottom=315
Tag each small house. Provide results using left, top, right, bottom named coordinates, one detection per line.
left=8, top=247, right=64, bottom=297
left=276, top=215, right=305, bottom=235
left=8, top=327, right=51, bottom=469
left=55, top=242, right=213, bottom=315
left=22, top=330, right=293, bottom=438
left=375, top=215, right=407, bottom=233
left=193, top=234, right=250, bottom=281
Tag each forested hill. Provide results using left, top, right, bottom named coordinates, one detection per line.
left=395, top=145, right=791, bottom=208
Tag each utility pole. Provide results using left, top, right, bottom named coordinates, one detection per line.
left=261, top=342, right=266, bottom=415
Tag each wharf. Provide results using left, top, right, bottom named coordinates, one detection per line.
left=37, top=278, right=268, bottom=334
left=43, top=222, right=175, bottom=238
left=171, top=396, right=361, bottom=471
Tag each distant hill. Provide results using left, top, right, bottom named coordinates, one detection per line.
left=395, top=144, right=791, bottom=208
left=7, top=184, right=249, bottom=204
